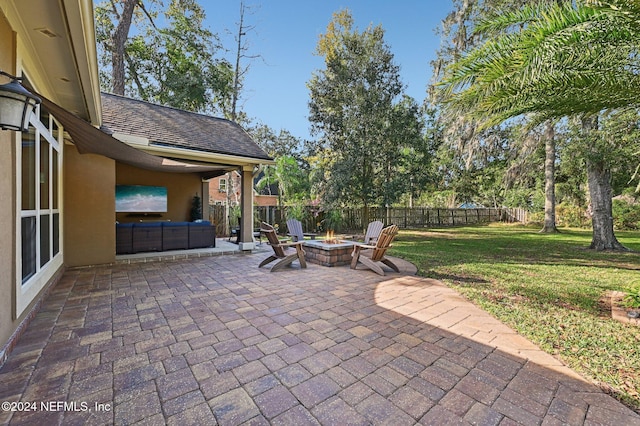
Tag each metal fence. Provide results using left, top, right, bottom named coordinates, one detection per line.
left=210, top=205, right=529, bottom=236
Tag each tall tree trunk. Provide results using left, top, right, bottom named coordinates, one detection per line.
left=586, top=160, right=626, bottom=250
left=111, top=0, right=139, bottom=95
left=362, top=154, right=370, bottom=227
left=230, top=1, right=245, bottom=122
left=581, top=116, right=627, bottom=251
left=540, top=120, right=558, bottom=233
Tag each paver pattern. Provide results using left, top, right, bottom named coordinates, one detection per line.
left=1, top=250, right=639, bottom=425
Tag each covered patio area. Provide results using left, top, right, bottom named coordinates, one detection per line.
left=1, top=253, right=638, bottom=425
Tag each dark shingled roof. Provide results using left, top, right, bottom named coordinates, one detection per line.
left=100, top=93, right=271, bottom=161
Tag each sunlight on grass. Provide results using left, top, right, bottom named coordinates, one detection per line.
left=391, top=224, right=640, bottom=409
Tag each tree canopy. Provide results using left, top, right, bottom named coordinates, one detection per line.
left=307, top=9, right=426, bottom=211
left=434, top=0, right=640, bottom=249
left=95, top=0, right=233, bottom=114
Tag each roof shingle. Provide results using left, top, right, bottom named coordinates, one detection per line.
left=100, top=93, right=271, bottom=161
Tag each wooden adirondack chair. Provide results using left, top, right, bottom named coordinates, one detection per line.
left=286, top=218, right=317, bottom=242
left=259, top=222, right=307, bottom=272
left=286, top=218, right=304, bottom=242
left=350, top=224, right=400, bottom=276
left=363, top=220, right=384, bottom=244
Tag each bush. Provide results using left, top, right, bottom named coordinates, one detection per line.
left=190, top=193, right=202, bottom=221
left=556, top=203, right=590, bottom=228
left=503, top=188, right=532, bottom=209
left=527, top=210, right=544, bottom=226
left=623, top=282, right=640, bottom=309
left=323, top=210, right=343, bottom=231
left=612, top=199, right=640, bottom=230
left=286, top=204, right=306, bottom=221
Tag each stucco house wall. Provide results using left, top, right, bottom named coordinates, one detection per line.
left=0, top=12, right=18, bottom=359
left=63, top=145, right=116, bottom=267
left=116, top=162, right=207, bottom=224
left=0, top=0, right=270, bottom=366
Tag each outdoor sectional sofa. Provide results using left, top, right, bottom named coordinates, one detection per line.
left=116, top=221, right=216, bottom=254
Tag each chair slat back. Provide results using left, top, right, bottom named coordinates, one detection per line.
left=286, top=219, right=304, bottom=242
left=261, top=222, right=286, bottom=257
left=371, top=225, right=398, bottom=261
left=364, top=221, right=384, bottom=244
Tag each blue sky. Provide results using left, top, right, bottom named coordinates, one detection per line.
left=203, top=1, right=452, bottom=141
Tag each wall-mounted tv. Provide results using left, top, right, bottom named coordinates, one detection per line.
left=116, top=185, right=168, bottom=213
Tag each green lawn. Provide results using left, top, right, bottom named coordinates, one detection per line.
left=391, top=224, right=640, bottom=410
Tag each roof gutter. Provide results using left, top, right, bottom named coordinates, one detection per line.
left=111, top=132, right=275, bottom=167
left=63, top=0, right=102, bottom=125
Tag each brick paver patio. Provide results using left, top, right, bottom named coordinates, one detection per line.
left=1, top=250, right=638, bottom=425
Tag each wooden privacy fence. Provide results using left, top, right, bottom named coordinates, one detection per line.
left=243, top=206, right=528, bottom=236
left=209, top=205, right=228, bottom=236
left=210, top=205, right=529, bottom=236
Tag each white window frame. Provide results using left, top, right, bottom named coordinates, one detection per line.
left=15, top=106, right=63, bottom=317
left=219, top=178, right=227, bottom=192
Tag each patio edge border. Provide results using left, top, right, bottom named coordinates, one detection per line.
left=0, top=267, right=65, bottom=369
left=115, top=248, right=250, bottom=264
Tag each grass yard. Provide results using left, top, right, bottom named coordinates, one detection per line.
left=391, top=223, right=640, bottom=411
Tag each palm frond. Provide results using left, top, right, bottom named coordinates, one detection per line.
left=436, top=0, right=640, bottom=129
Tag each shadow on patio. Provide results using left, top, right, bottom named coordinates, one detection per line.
left=1, top=252, right=638, bottom=425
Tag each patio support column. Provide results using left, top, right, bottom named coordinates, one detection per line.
left=239, top=165, right=255, bottom=251
left=201, top=180, right=210, bottom=222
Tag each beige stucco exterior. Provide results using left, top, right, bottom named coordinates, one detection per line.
left=115, top=162, right=209, bottom=224
left=63, top=145, right=116, bottom=267
left=63, top=152, right=214, bottom=268
left=0, top=12, right=17, bottom=356
left=0, top=0, right=267, bottom=364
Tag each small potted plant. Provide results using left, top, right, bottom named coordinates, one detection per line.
left=190, top=193, right=202, bottom=222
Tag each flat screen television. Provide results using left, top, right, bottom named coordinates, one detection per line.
left=116, top=185, right=168, bottom=213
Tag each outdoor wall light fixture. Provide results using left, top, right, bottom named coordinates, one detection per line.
left=0, top=70, right=41, bottom=132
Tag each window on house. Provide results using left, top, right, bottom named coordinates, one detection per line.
left=219, top=178, right=227, bottom=192
left=17, top=105, right=62, bottom=315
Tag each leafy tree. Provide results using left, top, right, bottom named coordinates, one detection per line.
left=250, top=125, right=304, bottom=159
left=95, top=0, right=233, bottom=114
left=250, top=123, right=311, bottom=204
left=95, top=0, right=133, bottom=94
left=308, top=9, right=425, bottom=219
left=255, top=156, right=310, bottom=207
left=405, top=108, right=443, bottom=206
left=95, top=0, right=149, bottom=95
left=381, top=96, right=426, bottom=208
left=431, top=0, right=565, bottom=232
left=147, top=0, right=233, bottom=112
left=438, top=0, right=640, bottom=250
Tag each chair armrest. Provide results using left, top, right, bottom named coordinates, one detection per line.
left=278, top=240, right=302, bottom=247
left=358, top=244, right=376, bottom=250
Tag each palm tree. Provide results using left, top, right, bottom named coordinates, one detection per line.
left=440, top=1, right=640, bottom=123
left=432, top=0, right=567, bottom=235
left=438, top=0, right=640, bottom=250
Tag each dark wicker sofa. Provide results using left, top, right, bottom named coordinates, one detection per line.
left=116, top=221, right=215, bottom=254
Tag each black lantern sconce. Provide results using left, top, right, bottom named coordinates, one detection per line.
left=0, top=70, right=41, bottom=132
